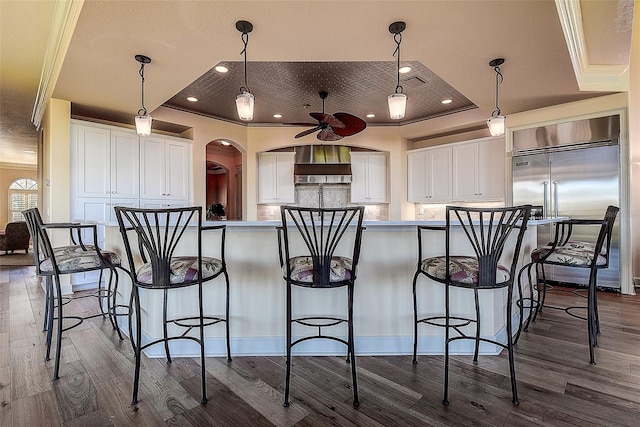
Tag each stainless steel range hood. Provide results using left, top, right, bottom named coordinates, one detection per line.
left=294, top=145, right=352, bottom=184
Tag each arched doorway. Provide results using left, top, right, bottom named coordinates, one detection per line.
left=206, top=140, right=242, bottom=220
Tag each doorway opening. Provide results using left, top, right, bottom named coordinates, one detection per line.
left=206, top=140, right=242, bottom=220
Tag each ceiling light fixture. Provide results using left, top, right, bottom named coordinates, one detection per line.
left=235, top=20, right=254, bottom=121
left=273, top=114, right=282, bottom=119
left=187, top=96, right=198, bottom=102
left=215, top=65, right=229, bottom=73
left=134, top=54, right=152, bottom=136
left=399, top=66, right=411, bottom=74
left=220, top=140, right=231, bottom=146
left=366, top=113, right=375, bottom=118
left=441, top=99, right=452, bottom=104
left=388, top=21, right=407, bottom=120
left=487, top=58, right=506, bottom=136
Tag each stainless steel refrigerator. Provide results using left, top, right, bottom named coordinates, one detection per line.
left=512, top=115, right=620, bottom=290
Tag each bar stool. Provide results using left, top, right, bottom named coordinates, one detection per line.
left=114, top=206, right=231, bottom=405
left=22, top=207, right=122, bottom=380
left=412, top=205, right=531, bottom=405
left=516, top=205, right=618, bottom=364
left=277, top=205, right=365, bottom=408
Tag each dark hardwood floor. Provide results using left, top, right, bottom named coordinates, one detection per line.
left=2, top=265, right=640, bottom=426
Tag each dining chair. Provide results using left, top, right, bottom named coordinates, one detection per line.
left=412, top=205, right=531, bottom=405
left=277, top=205, right=365, bottom=408
left=114, top=206, right=231, bottom=405
left=516, top=205, right=618, bottom=364
left=22, top=207, right=122, bottom=380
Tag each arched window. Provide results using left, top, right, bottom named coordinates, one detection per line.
left=9, top=178, right=38, bottom=222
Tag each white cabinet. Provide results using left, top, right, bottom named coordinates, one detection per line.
left=407, top=146, right=452, bottom=203
left=73, top=123, right=139, bottom=199
left=257, top=152, right=295, bottom=204
left=140, top=136, right=191, bottom=203
left=350, top=152, right=387, bottom=203
left=452, top=138, right=504, bottom=201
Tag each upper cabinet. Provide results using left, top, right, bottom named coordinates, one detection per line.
left=257, top=152, right=295, bottom=204
left=140, top=136, right=191, bottom=202
left=451, top=137, right=505, bottom=201
left=350, top=152, right=387, bottom=203
left=73, top=123, right=139, bottom=199
left=407, top=146, right=452, bottom=203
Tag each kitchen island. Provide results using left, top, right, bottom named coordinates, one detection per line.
left=103, top=218, right=558, bottom=358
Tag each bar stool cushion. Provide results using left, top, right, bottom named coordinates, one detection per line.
left=422, top=255, right=510, bottom=286
left=39, top=248, right=121, bottom=273
left=286, top=256, right=352, bottom=286
left=136, top=256, right=223, bottom=285
left=531, top=241, right=607, bottom=266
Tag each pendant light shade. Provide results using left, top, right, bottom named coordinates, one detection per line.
left=487, top=58, right=506, bottom=137
left=134, top=55, right=152, bottom=136
left=236, top=20, right=254, bottom=121
left=388, top=21, right=407, bottom=120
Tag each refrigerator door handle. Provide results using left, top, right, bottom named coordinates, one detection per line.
left=543, top=181, right=549, bottom=218
left=553, top=181, right=559, bottom=218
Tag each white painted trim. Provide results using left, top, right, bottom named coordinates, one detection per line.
left=32, top=0, right=85, bottom=129
left=555, top=0, right=629, bottom=92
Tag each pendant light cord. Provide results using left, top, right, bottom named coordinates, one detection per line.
left=492, top=64, right=503, bottom=117
left=393, top=32, right=403, bottom=94
left=138, top=62, right=147, bottom=116
left=240, top=31, right=250, bottom=93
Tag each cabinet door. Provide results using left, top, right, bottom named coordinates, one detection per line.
left=110, top=131, right=139, bottom=198
left=351, top=153, right=386, bottom=203
left=428, top=147, right=452, bottom=203
left=477, top=138, right=505, bottom=199
left=276, top=153, right=295, bottom=203
left=75, top=125, right=111, bottom=198
left=258, top=153, right=294, bottom=204
left=408, top=151, right=428, bottom=202
left=350, top=153, right=368, bottom=203
left=139, top=136, right=167, bottom=199
left=165, top=140, right=190, bottom=201
left=452, top=143, right=479, bottom=200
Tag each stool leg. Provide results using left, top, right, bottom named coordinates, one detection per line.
left=506, top=285, right=519, bottom=404
left=97, top=269, right=105, bottom=316
left=348, top=282, right=359, bottom=407
left=412, top=270, right=420, bottom=364
left=224, top=270, right=232, bottom=362
left=283, top=282, right=292, bottom=407
left=587, top=271, right=597, bottom=364
left=163, top=289, right=172, bottom=363
left=131, top=287, right=142, bottom=405
left=198, top=281, right=208, bottom=404
left=45, top=277, right=54, bottom=359
left=52, top=275, right=63, bottom=380
left=443, top=282, right=450, bottom=406
left=42, top=275, right=50, bottom=332
left=473, top=289, right=480, bottom=363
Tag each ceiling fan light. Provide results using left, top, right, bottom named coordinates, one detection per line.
left=236, top=91, right=255, bottom=121
left=487, top=115, right=505, bottom=136
left=135, top=114, right=153, bottom=136
left=388, top=93, right=407, bottom=120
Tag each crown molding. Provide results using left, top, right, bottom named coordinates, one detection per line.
left=31, top=0, right=84, bottom=129
left=555, top=0, right=629, bottom=92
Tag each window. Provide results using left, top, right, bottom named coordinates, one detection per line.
left=9, top=178, right=38, bottom=222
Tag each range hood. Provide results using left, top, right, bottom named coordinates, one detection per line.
left=294, top=145, right=352, bottom=184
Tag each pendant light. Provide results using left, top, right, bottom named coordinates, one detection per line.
left=235, top=20, right=254, bottom=121
left=487, top=58, right=506, bottom=136
left=388, top=21, right=407, bottom=120
left=134, top=55, right=152, bottom=136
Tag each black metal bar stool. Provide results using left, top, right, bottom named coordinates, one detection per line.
left=277, top=205, right=365, bottom=408
left=114, top=206, right=231, bottom=405
left=516, top=205, right=618, bottom=364
left=412, top=205, right=531, bottom=405
left=22, top=207, right=122, bottom=380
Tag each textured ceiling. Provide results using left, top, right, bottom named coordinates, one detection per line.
left=165, top=61, right=476, bottom=126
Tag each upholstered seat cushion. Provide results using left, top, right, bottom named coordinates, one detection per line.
left=39, top=247, right=121, bottom=273
left=136, top=256, right=223, bottom=285
left=285, top=256, right=352, bottom=286
left=531, top=241, right=607, bottom=266
left=422, top=256, right=510, bottom=286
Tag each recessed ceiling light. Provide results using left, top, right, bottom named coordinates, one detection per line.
left=187, top=96, right=198, bottom=102
left=273, top=114, right=282, bottom=118
left=441, top=99, right=453, bottom=104
left=399, top=66, right=411, bottom=74
left=220, top=140, right=231, bottom=146
left=366, top=113, right=375, bottom=118
left=215, top=65, right=229, bottom=73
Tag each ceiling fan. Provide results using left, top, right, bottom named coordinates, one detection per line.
left=294, top=91, right=367, bottom=141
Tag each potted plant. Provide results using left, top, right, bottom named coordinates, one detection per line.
left=207, top=202, right=226, bottom=220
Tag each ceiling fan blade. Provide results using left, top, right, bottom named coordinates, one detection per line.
left=310, top=112, right=345, bottom=129
left=317, top=128, right=343, bottom=141
left=294, top=126, right=321, bottom=138
left=332, top=113, right=367, bottom=137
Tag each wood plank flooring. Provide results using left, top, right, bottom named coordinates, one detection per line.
left=1, top=265, right=640, bottom=426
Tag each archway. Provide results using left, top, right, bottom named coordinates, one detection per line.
left=206, top=140, right=242, bottom=220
